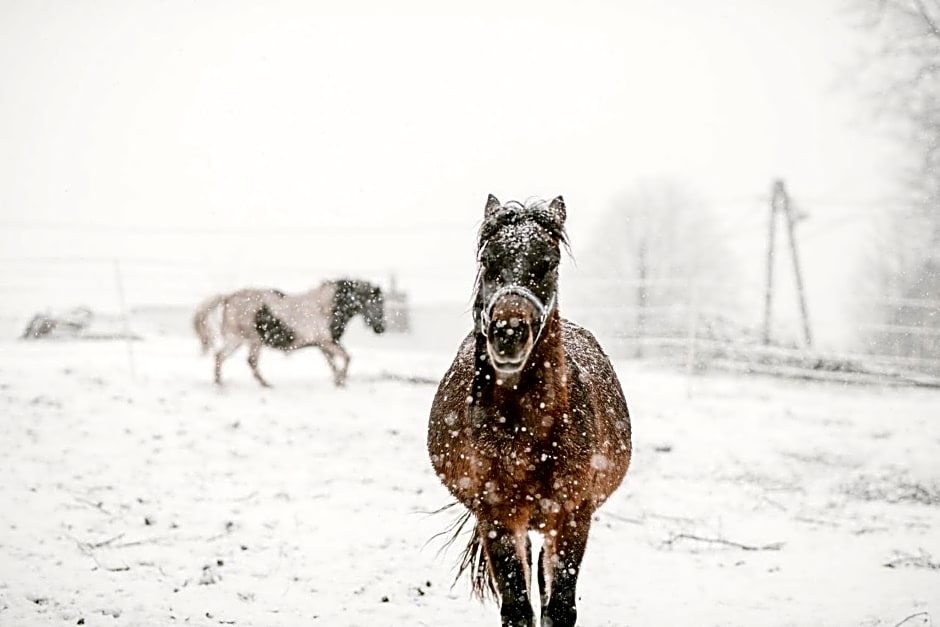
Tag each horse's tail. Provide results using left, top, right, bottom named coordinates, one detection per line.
left=445, top=509, right=497, bottom=601
left=193, top=294, right=227, bottom=355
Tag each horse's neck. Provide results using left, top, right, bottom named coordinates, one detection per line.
left=329, top=292, right=363, bottom=341
left=478, top=313, right=569, bottom=434
left=330, top=306, right=356, bottom=339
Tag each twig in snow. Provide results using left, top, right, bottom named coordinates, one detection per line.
left=72, top=496, right=113, bottom=515
left=601, top=512, right=644, bottom=526
left=87, top=553, right=131, bottom=572
left=643, top=511, right=699, bottom=524
left=893, top=611, right=930, bottom=627
left=73, top=538, right=131, bottom=573
left=113, top=535, right=173, bottom=549
left=67, top=535, right=131, bottom=572
left=136, top=561, right=171, bottom=577
left=662, top=533, right=785, bottom=552
left=793, top=515, right=840, bottom=527
left=884, top=549, right=940, bottom=570
left=87, top=533, right=125, bottom=548
left=375, top=371, right=438, bottom=385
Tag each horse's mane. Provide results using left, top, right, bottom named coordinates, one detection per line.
left=477, top=198, right=569, bottom=253
left=333, top=279, right=381, bottom=301
left=329, top=279, right=382, bottom=342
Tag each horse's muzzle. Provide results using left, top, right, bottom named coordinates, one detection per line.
left=485, top=294, right=537, bottom=373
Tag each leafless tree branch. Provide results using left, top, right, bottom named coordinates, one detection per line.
left=662, top=532, right=785, bottom=552
left=892, top=610, right=931, bottom=627
left=913, top=0, right=940, bottom=41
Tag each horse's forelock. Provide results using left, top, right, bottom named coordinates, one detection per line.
left=477, top=198, right=568, bottom=253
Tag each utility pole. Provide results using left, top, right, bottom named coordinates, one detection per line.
left=781, top=182, right=813, bottom=348
left=762, top=184, right=779, bottom=345
left=762, top=180, right=813, bottom=348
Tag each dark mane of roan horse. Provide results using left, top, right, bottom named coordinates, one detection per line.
left=329, top=279, right=382, bottom=342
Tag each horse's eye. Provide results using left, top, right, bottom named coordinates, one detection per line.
left=530, top=260, right=550, bottom=277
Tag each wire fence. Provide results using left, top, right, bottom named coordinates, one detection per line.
left=2, top=251, right=938, bottom=386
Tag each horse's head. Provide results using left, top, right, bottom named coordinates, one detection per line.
left=360, top=283, right=386, bottom=334
left=474, top=195, right=567, bottom=375
left=330, top=280, right=386, bottom=341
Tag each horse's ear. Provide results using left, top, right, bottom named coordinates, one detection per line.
left=484, top=194, right=501, bottom=219
left=548, top=196, right=566, bottom=225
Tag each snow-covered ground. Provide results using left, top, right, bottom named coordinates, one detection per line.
left=1, top=333, right=938, bottom=627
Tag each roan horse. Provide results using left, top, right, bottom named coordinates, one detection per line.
left=428, top=196, right=632, bottom=627
left=193, top=278, right=385, bottom=387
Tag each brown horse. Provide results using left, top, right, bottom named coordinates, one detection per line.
left=193, top=279, right=385, bottom=387
left=427, top=196, right=632, bottom=627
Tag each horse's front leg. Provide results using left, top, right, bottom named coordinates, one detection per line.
left=478, top=519, right=534, bottom=627
left=318, top=342, right=350, bottom=386
left=333, top=343, right=350, bottom=385
left=540, top=505, right=593, bottom=627
left=214, top=338, right=241, bottom=386
left=247, top=342, right=271, bottom=388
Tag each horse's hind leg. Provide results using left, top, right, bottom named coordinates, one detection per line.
left=479, top=520, right=535, bottom=627
left=537, top=545, right=548, bottom=614
left=247, top=342, right=271, bottom=388
left=214, top=339, right=241, bottom=386
left=541, top=507, right=593, bottom=627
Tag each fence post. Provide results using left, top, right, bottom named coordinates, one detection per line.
left=762, top=181, right=779, bottom=345
left=113, top=259, right=137, bottom=380
left=685, top=279, right=701, bottom=397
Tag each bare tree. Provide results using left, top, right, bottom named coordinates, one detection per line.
left=862, top=0, right=940, bottom=213
left=567, top=179, right=741, bottom=356
left=852, top=0, right=940, bottom=360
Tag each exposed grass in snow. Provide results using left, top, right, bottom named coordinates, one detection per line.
left=0, top=337, right=938, bottom=626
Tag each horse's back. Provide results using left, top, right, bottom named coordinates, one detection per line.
left=219, top=289, right=287, bottom=340
left=223, top=289, right=276, bottom=318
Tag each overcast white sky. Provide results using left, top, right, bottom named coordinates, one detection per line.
left=0, top=0, right=904, bottom=346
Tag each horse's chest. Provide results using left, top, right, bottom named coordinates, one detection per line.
left=466, top=414, right=569, bottom=497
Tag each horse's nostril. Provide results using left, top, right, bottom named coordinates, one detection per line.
left=489, top=318, right=531, bottom=353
